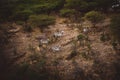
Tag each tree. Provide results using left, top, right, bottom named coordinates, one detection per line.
left=28, top=14, right=55, bottom=31
left=94, top=0, right=115, bottom=11
left=13, top=9, right=33, bottom=21
left=64, top=0, right=98, bottom=12
left=65, top=0, right=82, bottom=11
left=60, top=9, right=76, bottom=18
left=85, top=11, right=105, bottom=27
left=110, top=14, right=120, bottom=43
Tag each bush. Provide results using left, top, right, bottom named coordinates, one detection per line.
left=28, top=14, right=55, bottom=31
left=85, top=11, right=105, bottom=27
left=80, top=52, right=88, bottom=59
left=16, top=21, right=24, bottom=25
left=100, top=33, right=110, bottom=42
left=100, top=33, right=106, bottom=42
left=13, top=9, right=33, bottom=21
left=23, top=23, right=35, bottom=32
left=60, top=9, right=76, bottom=18
left=66, top=50, right=78, bottom=60
left=110, top=15, right=120, bottom=43
left=111, top=41, right=118, bottom=49
left=32, top=0, right=64, bottom=14
left=13, top=61, right=47, bottom=80
left=77, top=34, right=85, bottom=41
left=32, top=4, right=51, bottom=14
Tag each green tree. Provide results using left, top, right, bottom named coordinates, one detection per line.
left=65, top=0, right=97, bottom=12
left=28, top=14, right=55, bottom=31
left=85, top=11, right=105, bottom=27
left=65, top=0, right=82, bottom=11
left=60, top=9, right=76, bottom=18
left=94, top=0, right=115, bottom=11
left=13, top=9, right=33, bottom=21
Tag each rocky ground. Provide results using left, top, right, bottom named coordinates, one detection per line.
left=0, top=18, right=120, bottom=80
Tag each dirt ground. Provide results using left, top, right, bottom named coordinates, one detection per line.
left=2, top=18, right=119, bottom=80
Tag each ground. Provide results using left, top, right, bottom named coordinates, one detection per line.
left=1, top=18, right=118, bottom=80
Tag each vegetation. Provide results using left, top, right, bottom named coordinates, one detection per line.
left=110, top=14, right=120, bottom=43
left=13, top=9, right=33, bottom=21
left=77, top=34, right=85, bottom=41
left=28, top=14, right=55, bottom=31
left=85, top=11, right=105, bottom=27
left=0, top=0, right=119, bottom=22
left=100, top=33, right=110, bottom=42
left=0, top=0, right=120, bottom=80
left=28, top=15, right=55, bottom=27
left=60, top=9, right=76, bottom=18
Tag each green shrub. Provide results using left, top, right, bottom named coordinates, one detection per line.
left=85, top=11, right=105, bottom=27
left=32, top=0, right=64, bottom=14
left=13, top=9, right=33, bottom=21
left=80, top=52, right=90, bottom=60
left=111, top=40, right=118, bottom=49
left=28, top=14, right=55, bottom=31
left=110, top=15, right=120, bottom=43
left=77, top=34, right=85, bottom=41
left=60, top=9, right=76, bottom=17
left=16, top=21, right=24, bottom=25
left=23, top=23, right=35, bottom=32
left=87, top=43, right=91, bottom=50
left=66, top=50, right=78, bottom=60
left=100, top=33, right=106, bottom=42
left=13, top=61, right=47, bottom=80
left=32, top=4, right=51, bottom=14
left=100, top=33, right=110, bottom=42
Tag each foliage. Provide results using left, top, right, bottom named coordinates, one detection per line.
left=0, top=0, right=64, bottom=21
left=32, top=4, right=52, bottom=14
left=65, top=0, right=83, bottom=10
left=100, top=33, right=106, bottom=42
left=0, top=0, right=119, bottom=21
left=65, top=0, right=98, bottom=12
left=28, top=14, right=55, bottom=27
left=12, top=60, right=48, bottom=80
left=23, top=23, right=34, bottom=32
left=100, top=33, right=110, bottom=42
left=85, top=11, right=105, bottom=27
left=80, top=52, right=88, bottom=59
left=110, top=14, right=120, bottom=43
left=13, top=9, right=33, bottom=21
left=60, top=9, right=76, bottom=17
left=77, top=34, right=85, bottom=41
left=111, top=41, right=118, bottom=49
left=94, top=0, right=115, bottom=11
left=16, top=21, right=24, bottom=25
left=66, top=50, right=78, bottom=60
left=65, top=0, right=118, bottom=12
left=32, top=0, right=64, bottom=14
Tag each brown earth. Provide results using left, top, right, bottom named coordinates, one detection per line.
left=0, top=18, right=119, bottom=80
